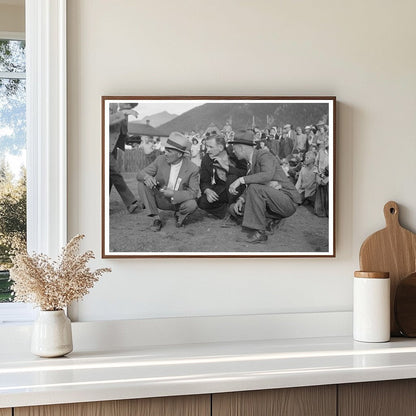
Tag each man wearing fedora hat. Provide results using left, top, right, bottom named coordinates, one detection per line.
left=228, top=130, right=301, bottom=243
left=136, top=132, right=199, bottom=231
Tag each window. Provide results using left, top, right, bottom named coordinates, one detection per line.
left=0, top=0, right=67, bottom=324
left=0, top=35, right=26, bottom=303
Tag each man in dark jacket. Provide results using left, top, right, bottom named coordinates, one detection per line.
left=197, top=134, right=247, bottom=219
left=109, top=102, right=141, bottom=213
left=228, top=130, right=301, bottom=243
left=265, top=126, right=280, bottom=157
left=278, top=131, right=294, bottom=160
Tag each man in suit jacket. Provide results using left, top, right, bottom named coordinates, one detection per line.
left=228, top=131, right=301, bottom=243
left=265, top=126, right=280, bottom=158
left=278, top=131, right=295, bottom=160
left=198, top=134, right=247, bottom=219
left=284, top=124, right=297, bottom=144
left=136, top=132, right=199, bottom=231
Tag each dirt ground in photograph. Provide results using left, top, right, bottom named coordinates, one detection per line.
left=109, top=173, right=329, bottom=254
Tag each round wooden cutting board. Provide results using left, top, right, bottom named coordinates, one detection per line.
left=359, top=201, right=416, bottom=336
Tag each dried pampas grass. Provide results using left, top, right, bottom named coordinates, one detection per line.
left=10, top=234, right=111, bottom=311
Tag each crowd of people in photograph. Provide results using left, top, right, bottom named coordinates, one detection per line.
left=109, top=103, right=330, bottom=244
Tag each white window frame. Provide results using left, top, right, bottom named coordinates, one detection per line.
left=0, top=0, right=67, bottom=323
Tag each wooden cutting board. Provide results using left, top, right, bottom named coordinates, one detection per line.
left=359, top=201, right=416, bottom=336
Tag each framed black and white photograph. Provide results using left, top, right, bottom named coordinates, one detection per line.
left=102, top=96, right=335, bottom=258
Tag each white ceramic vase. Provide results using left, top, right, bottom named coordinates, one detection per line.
left=31, top=310, right=73, bottom=357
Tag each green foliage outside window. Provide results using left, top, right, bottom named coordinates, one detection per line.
left=0, top=38, right=27, bottom=303
left=0, top=162, right=26, bottom=302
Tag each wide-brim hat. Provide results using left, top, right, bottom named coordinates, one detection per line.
left=227, top=130, right=255, bottom=146
left=165, top=132, right=188, bottom=153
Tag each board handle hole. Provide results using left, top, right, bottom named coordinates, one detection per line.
left=390, top=207, right=396, bottom=214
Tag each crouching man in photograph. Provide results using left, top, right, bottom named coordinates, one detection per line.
left=136, top=132, right=199, bottom=232
left=228, top=130, right=301, bottom=244
left=197, top=134, right=247, bottom=219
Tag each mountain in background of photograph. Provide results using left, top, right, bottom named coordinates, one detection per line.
left=158, top=102, right=329, bottom=134
left=134, top=111, right=178, bottom=127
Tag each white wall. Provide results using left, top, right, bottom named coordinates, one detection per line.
left=67, top=0, right=416, bottom=322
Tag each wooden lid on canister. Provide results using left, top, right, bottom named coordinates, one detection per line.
left=354, top=271, right=390, bottom=279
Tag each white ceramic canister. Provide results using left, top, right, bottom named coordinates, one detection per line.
left=353, top=271, right=390, bottom=343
